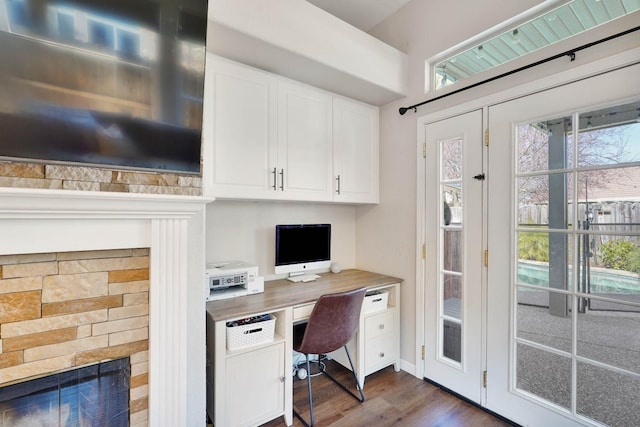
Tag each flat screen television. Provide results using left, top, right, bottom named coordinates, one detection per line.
left=0, top=0, right=208, bottom=174
left=275, top=224, right=331, bottom=276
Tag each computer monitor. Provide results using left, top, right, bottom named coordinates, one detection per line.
left=274, top=224, right=331, bottom=276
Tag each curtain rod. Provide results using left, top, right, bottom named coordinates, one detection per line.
left=398, top=25, right=640, bottom=116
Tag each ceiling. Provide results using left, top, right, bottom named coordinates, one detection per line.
left=306, top=0, right=412, bottom=31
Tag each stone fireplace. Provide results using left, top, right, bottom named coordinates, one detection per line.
left=0, top=187, right=208, bottom=426
left=0, top=248, right=150, bottom=425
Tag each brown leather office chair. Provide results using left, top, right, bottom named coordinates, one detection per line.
left=293, top=287, right=367, bottom=427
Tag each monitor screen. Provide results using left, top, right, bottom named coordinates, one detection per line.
left=275, top=224, right=331, bottom=275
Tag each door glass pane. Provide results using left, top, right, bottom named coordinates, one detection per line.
left=516, top=343, right=571, bottom=410
left=516, top=289, right=572, bottom=352
left=577, top=362, right=640, bottom=427
left=579, top=232, right=640, bottom=304
left=440, top=137, right=463, bottom=365
left=517, top=231, right=574, bottom=291
left=443, top=273, right=462, bottom=320
left=442, top=138, right=462, bottom=180
left=514, top=101, right=640, bottom=423
left=518, top=173, right=573, bottom=230
left=517, top=116, right=573, bottom=173
left=577, top=102, right=640, bottom=168
left=443, top=185, right=462, bottom=225
left=443, top=229, right=462, bottom=272
left=576, top=299, right=640, bottom=374
left=443, top=319, right=461, bottom=363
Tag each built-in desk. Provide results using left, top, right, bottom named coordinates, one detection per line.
left=205, top=269, right=402, bottom=427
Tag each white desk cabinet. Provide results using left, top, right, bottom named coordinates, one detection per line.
left=363, top=308, right=397, bottom=375
left=206, top=308, right=293, bottom=427
left=225, top=342, right=285, bottom=426
left=329, top=282, right=400, bottom=385
left=332, top=97, right=379, bottom=204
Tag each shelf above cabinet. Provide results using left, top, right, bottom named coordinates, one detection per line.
left=206, top=0, right=408, bottom=106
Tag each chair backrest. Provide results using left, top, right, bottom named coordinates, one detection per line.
left=296, top=287, right=367, bottom=355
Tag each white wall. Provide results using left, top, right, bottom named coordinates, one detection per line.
left=355, top=0, right=545, bottom=370
left=206, top=201, right=356, bottom=279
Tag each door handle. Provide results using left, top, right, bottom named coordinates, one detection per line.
left=473, top=173, right=485, bottom=181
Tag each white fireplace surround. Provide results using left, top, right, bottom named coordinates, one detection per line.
left=0, top=187, right=210, bottom=427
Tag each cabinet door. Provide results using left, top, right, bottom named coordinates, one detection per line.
left=225, top=343, right=285, bottom=427
left=333, top=97, right=379, bottom=203
left=210, top=57, right=278, bottom=199
left=277, top=81, right=333, bottom=201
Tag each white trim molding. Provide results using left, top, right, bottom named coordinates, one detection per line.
left=0, top=188, right=210, bottom=426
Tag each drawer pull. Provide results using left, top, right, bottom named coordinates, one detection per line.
left=379, top=324, right=385, bottom=330
left=379, top=352, right=385, bottom=358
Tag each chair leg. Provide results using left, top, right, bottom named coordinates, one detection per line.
left=293, top=354, right=315, bottom=427
left=320, top=346, right=365, bottom=403
left=344, top=345, right=365, bottom=402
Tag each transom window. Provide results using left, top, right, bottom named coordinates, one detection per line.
left=431, top=0, right=640, bottom=91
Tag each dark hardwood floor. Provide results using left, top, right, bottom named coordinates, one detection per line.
left=261, top=361, right=516, bottom=427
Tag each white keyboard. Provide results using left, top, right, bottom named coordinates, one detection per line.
left=287, top=274, right=320, bottom=283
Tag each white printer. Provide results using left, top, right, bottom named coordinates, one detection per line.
left=205, top=261, right=264, bottom=301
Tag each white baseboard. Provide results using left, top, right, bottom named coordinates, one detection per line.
left=399, top=359, right=418, bottom=378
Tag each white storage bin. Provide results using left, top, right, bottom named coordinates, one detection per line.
left=226, top=314, right=276, bottom=350
left=362, top=290, right=388, bottom=314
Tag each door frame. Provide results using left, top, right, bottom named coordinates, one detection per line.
left=414, top=47, right=640, bottom=393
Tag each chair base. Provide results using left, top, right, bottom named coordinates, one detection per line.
left=293, top=346, right=364, bottom=427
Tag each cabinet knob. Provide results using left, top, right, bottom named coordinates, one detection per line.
left=379, top=324, right=384, bottom=330
left=280, top=376, right=286, bottom=383
left=379, top=352, right=385, bottom=358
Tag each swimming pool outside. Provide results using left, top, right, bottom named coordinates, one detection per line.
left=517, top=260, right=640, bottom=294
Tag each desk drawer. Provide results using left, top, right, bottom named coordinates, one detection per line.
left=293, top=303, right=315, bottom=322
left=364, top=310, right=395, bottom=340
left=365, top=332, right=396, bottom=373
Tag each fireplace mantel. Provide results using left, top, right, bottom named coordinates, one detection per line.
left=0, top=187, right=211, bottom=219
left=0, top=187, right=210, bottom=426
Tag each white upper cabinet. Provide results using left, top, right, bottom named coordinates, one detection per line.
left=208, top=56, right=277, bottom=199
left=277, top=81, right=333, bottom=202
left=206, top=55, right=378, bottom=204
left=332, top=98, right=379, bottom=204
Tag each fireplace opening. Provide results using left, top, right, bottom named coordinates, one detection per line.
left=0, top=358, right=130, bottom=426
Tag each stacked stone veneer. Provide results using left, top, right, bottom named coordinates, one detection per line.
left=0, top=248, right=150, bottom=427
left=0, top=161, right=202, bottom=196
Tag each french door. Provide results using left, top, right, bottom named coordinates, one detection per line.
left=423, top=109, right=484, bottom=403
left=487, top=64, right=640, bottom=426
left=422, top=64, right=640, bottom=426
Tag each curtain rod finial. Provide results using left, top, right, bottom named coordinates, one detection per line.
left=399, top=107, right=408, bottom=115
